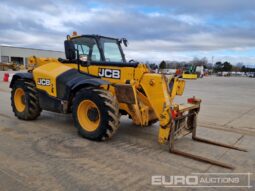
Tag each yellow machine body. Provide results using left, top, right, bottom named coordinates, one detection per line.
left=29, top=55, right=196, bottom=144
left=26, top=32, right=201, bottom=144
left=33, top=62, right=70, bottom=97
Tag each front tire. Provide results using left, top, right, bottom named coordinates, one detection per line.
left=11, top=80, right=41, bottom=120
left=72, top=88, right=120, bottom=141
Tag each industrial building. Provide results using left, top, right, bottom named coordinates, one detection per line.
left=0, top=45, right=65, bottom=67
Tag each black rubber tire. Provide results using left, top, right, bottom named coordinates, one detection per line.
left=72, top=88, right=120, bottom=141
left=11, top=80, right=41, bottom=120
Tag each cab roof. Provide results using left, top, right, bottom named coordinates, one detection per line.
left=69, top=34, right=119, bottom=41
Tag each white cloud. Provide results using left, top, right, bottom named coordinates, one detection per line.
left=172, top=14, right=204, bottom=25
left=0, top=0, right=255, bottom=65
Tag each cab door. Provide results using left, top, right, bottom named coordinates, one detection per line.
left=81, top=38, right=135, bottom=84
left=71, top=36, right=135, bottom=84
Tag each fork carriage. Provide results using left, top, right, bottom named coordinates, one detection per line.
left=169, top=97, right=247, bottom=169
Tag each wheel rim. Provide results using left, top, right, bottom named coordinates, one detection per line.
left=77, top=100, right=100, bottom=132
left=14, top=88, right=26, bottom=112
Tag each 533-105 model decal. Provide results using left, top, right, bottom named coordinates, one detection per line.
left=98, top=68, right=121, bottom=79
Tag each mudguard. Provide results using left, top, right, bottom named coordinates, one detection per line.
left=71, top=78, right=109, bottom=91
left=9, top=73, right=33, bottom=88
left=56, top=69, right=110, bottom=100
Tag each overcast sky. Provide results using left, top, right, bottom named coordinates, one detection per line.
left=0, top=0, right=255, bottom=65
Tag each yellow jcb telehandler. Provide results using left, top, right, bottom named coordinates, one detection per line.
left=10, top=32, right=246, bottom=169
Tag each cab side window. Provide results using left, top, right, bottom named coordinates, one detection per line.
left=91, top=45, right=101, bottom=62
left=73, top=37, right=101, bottom=62
left=76, top=44, right=89, bottom=56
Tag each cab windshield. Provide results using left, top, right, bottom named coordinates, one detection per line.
left=100, top=38, right=124, bottom=62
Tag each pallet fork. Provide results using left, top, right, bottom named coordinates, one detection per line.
left=169, top=100, right=247, bottom=170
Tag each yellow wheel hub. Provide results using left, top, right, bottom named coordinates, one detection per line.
left=77, top=100, right=100, bottom=132
left=14, top=88, right=26, bottom=112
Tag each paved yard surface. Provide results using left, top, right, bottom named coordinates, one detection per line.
left=0, top=72, right=254, bottom=191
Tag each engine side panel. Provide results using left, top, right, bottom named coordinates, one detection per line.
left=33, top=62, right=110, bottom=101
left=33, top=62, right=71, bottom=97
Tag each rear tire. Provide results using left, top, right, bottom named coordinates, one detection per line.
left=11, top=80, right=41, bottom=120
left=72, top=88, right=120, bottom=141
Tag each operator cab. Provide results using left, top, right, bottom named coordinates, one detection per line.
left=63, top=32, right=138, bottom=67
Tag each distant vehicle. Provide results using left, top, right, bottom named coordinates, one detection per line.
left=230, top=72, right=246, bottom=77
left=247, top=72, right=255, bottom=78
left=0, top=62, right=22, bottom=71
left=217, top=72, right=230, bottom=77
left=182, top=65, right=198, bottom=79
left=195, top=66, right=204, bottom=78
left=159, top=69, right=177, bottom=75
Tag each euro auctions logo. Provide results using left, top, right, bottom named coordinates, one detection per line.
left=151, top=173, right=253, bottom=188
left=152, top=175, right=199, bottom=186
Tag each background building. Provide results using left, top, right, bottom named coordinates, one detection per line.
left=0, top=45, right=65, bottom=67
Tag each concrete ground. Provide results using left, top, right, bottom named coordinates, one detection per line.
left=0, top=72, right=254, bottom=191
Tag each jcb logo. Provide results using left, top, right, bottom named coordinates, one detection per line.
left=99, top=68, right=120, bottom=79
left=38, top=78, right=51, bottom=86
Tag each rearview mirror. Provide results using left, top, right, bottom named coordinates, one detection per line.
left=123, top=39, right=128, bottom=47
left=64, top=40, right=76, bottom=60
left=119, top=38, right=128, bottom=47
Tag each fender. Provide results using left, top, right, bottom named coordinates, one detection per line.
left=71, top=78, right=109, bottom=92
left=56, top=69, right=110, bottom=100
left=9, top=72, right=33, bottom=88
